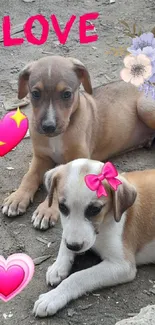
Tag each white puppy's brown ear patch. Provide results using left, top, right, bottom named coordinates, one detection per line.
left=112, top=177, right=137, bottom=222
left=18, top=61, right=36, bottom=99
left=44, top=170, right=54, bottom=193
left=69, top=57, right=92, bottom=95
left=48, top=175, right=58, bottom=207
left=44, top=169, right=58, bottom=207
left=44, top=165, right=64, bottom=207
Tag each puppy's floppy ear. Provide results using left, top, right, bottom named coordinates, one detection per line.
left=69, top=57, right=92, bottom=95
left=112, top=177, right=137, bottom=222
left=18, top=61, right=36, bottom=99
left=44, top=166, right=63, bottom=207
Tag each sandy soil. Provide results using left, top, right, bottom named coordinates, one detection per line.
left=0, top=0, right=155, bottom=324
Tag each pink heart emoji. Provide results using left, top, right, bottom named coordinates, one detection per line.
left=0, top=253, right=34, bottom=302
left=0, top=108, right=29, bottom=157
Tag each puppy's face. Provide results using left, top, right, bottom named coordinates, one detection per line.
left=18, top=56, right=92, bottom=137
left=45, top=159, right=137, bottom=254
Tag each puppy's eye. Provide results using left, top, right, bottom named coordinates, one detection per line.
left=31, top=90, right=41, bottom=100
left=85, top=205, right=103, bottom=218
left=61, top=91, right=72, bottom=100
left=59, top=202, right=70, bottom=216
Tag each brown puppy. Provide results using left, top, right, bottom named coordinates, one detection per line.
left=2, top=55, right=155, bottom=230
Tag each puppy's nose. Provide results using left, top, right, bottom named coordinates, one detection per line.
left=41, top=121, right=56, bottom=133
left=66, top=242, right=83, bottom=252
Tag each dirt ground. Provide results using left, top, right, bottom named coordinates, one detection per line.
left=0, top=0, right=155, bottom=324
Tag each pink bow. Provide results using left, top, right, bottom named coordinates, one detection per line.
left=84, top=162, right=122, bottom=198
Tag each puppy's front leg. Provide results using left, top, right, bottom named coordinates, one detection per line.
left=46, top=239, right=75, bottom=287
left=31, top=190, right=59, bottom=230
left=34, top=259, right=136, bottom=317
left=2, top=156, right=52, bottom=217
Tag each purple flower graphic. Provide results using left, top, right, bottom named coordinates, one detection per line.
left=123, top=31, right=155, bottom=100
left=130, top=46, right=155, bottom=61
left=139, top=82, right=155, bottom=100
left=128, top=33, right=155, bottom=79
left=128, top=33, right=155, bottom=53
left=149, top=61, right=155, bottom=82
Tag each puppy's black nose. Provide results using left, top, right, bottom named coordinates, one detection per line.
left=66, top=242, right=83, bottom=252
left=41, top=121, right=56, bottom=133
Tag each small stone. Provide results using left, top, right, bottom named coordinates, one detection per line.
left=24, top=130, right=30, bottom=138
left=22, top=0, right=35, bottom=2
left=3, top=312, right=13, bottom=319
left=42, top=50, right=54, bottom=55
left=149, top=288, right=155, bottom=295
left=8, top=313, right=13, bottom=318
left=127, top=313, right=138, bottom=317
left=14, top=231, right=20, bottom=235
left=3, top=314, right=7, bottom=319
left=36, top=237, right=49, bottom=245
left=67, top=308, right=77, bottom=317
left=4, top=97, right=30, bottom=111
left=143, top=289, right=151, bottom=296
left=92, top=293, right=100, bottom=297
left=33, top=255, right=51, bottom=265
left=79, top=304, right=93, bottom=310
left=53, top=40, right=60, bottom=46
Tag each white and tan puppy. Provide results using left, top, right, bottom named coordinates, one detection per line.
left=33, top=158, right=155, bottom=317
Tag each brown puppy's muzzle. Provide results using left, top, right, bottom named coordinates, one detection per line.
left=36, top=109, right=68, bottom=137
left=41, top=120, right=57, bottom=134
left=37, top=119, right=68, bottom=137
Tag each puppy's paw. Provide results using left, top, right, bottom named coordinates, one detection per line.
left=2, top=190, right=32, bottom=217
left=33, top=289, right=67, bottom=317
left=31, top=201, right=59, bottom=230
left=46, top=261, right=70, bottom=287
